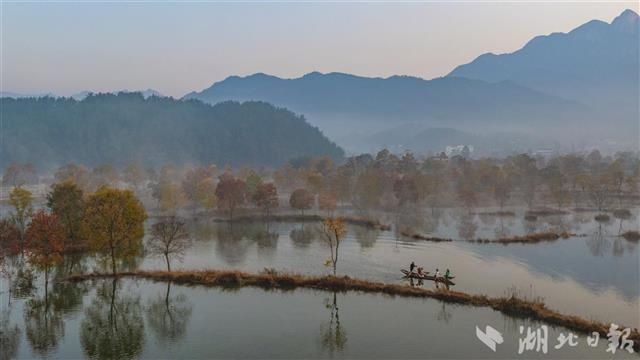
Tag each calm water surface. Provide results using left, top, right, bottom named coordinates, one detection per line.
left=1, top=279, right=637, bottom=359
left=1, top=207, right=638, bottom=358
left=139, top=208, right=639, bottom=326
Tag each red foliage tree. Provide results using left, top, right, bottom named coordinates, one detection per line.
left=25, top=210, right=65, bottom=291
left=289, top=188, right=314, bottom=216
left=215, top=173, right=246, bottom=220
left=252, top=183, right=279, bottom=217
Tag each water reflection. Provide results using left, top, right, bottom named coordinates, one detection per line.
left=290, top=225, right=316, bottom=248
left=24, top=294, right=64, bottom=356
left=80, top=279, right=145, bottom=359
left=146, top=281, right=193, bottom=344
left=0, top=309, right=21, bottom=360
left=456, top=213, right=478, bottom=240
left=319, top=292, right=347, bottom=357
left=494, top=216, right=513, bottom=238
left=10, top=265, right=36, bottom=300
left=586, top=223, right=612, bottom=257
left=437, top=302, right=452, bottom=324
left=353, top=226, right=379, bottom=249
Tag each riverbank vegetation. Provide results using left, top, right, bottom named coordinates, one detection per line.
left=4, top=149, right=639, bottom=222
left=399, top=230, right=574, bottom=244
left=64, top=269, right=640, bottom=351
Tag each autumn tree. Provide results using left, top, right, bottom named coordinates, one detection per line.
left=0, top=219, right=21, bottom=265
left=9, top=186, right=33, bottom=251
left=511, top=154, right=538, bottom=209
left=607, top=160, right=626, bottom=207
left=150, top=178, right=186, bottom=213
left=123, top=163, right=146, bottom=193
left=274, top=163, right=301, bottom=193
left=320, top=218, right=347, bottom=276
left=181, top=166, right=214, bottom=212
left=215, top=173, right=246, bottom=220
left=54, top=163, right=91, bottom=192
left=541, top=165, right=569, bottom=209
left=493, top=167, right=513, bottom=210
left=46, top=182, right=85, bottom=251
left=393, top=174, right=421, bottom=207
left=330, top=166, right=353, bottom=206
left=305, top=171, right=325, bottom=195
left=289, top=188, right=314, bottom=216
left=147, top=216, right=191, bottom=272
left=244, top=171, right=263, bottom=199
left=252, top=183, right=279, bottom=217
left=2, top=163, right=37, bottom=187
left=318, top=192, right=337, bottom=216
left=91, top=164, right=120, bottom=190
left=195, top=177, right=217, bottom=213
left=25, top=211, right=64, bottom=294
left=353, top=168, right=388, bottom=209
left=83, top=187, right=147, bottom=275
left=586, top=173, right=612, bottom=211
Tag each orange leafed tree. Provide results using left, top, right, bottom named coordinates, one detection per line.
left=321, top=218, right=347, bottom=276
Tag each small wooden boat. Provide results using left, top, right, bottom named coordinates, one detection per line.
left=401, top=269, right=456, bottom=286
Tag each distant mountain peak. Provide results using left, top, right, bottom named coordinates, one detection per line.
left=447, top=8, right=638, bottom=113
left=611, top=8, right=639, bottom=33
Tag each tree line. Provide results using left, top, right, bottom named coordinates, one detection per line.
left=4, top=149, right=639, bottom=220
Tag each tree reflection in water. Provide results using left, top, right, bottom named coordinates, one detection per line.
left=587, top=222, right=611, bottom=257
left=456, top=213, right=477, bottom=240
left=289, top=225, right=316, bottom=248
left=494, top=216, right=512, bottom=239
left=214, top=224, right=254, bottom=265
left=249, top=225, right=278, bottom=259
left=523, top=216, right=539, bottom=234
left=23, top=287, right=64, bottom=356
left=353, top=226, right=379, bottom=249
left=146, top=281, right=193, bottom=344
left=10, top=262, right=36, bottom=300
left=80, top=279, right=144, bottom=359
left=319, top=292, right=347, bottom=357
left=0, top=309, right=21, bottom=360
left=437, top=302, right=452, bottom=324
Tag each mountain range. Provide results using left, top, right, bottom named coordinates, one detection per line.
left=185, top=9, right=638, bottom=154
left=448, top=9, right=638, bottom=118
left=3, top=9, right=637, bottom=158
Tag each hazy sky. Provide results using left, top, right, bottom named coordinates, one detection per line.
left=1, top=1, right=636, bottom=97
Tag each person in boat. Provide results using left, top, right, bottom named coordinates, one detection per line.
left=445, top=268, right=451, bottom=279
left=417, top=267, right=424, bottom=276
left=409, top=261, right=416, bottom=274
left=435, top=268, right=441, bottom=279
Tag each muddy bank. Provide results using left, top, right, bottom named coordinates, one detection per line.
left=401, top=231, right=576, bottom=244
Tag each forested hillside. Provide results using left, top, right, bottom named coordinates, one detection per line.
left=0, top=93, right=343, bottom=168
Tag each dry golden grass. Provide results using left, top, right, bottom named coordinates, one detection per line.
left=65, top=268, right=639, bottom=350
left=401, top=230, right=573, bottom=244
